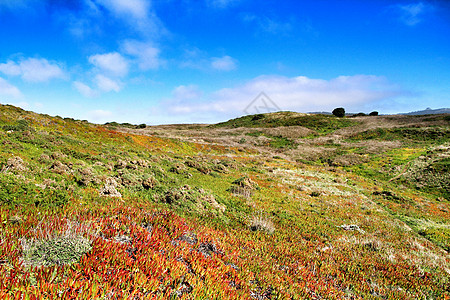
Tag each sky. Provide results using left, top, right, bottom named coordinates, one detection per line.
left=0, top=0, right=449, bottom=124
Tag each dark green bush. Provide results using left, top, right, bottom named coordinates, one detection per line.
left=251, top=114, right=265, bottom=121
left=332, top=107, right=345, bottom=118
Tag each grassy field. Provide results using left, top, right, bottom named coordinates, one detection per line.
left=0, top=104, right=449, bottom=299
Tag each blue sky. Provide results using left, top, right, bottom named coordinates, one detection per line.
left=0, top=0, right=449, bottom=124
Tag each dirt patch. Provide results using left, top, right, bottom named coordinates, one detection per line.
left=199, top=189, right=226, bottom=212
left=261, top=126, right=315, bottom=139
left=142, top=176, right=158, bottom=190
left=50, top=161, right=71, bottom=175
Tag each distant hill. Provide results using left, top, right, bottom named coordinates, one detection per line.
left=401, top=108, right=450, bottom=115
left=310, top=108, right=450, bottom=116
left=211, top=111, right=358, bottom=134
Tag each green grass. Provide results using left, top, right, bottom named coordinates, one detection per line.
left=349, top=127, right=450, bottom=144
left=246, top=131, right=297, bottom=149
left=213, top=111, right=359, bottom=134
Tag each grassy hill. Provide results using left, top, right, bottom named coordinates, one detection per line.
left=0, top=104, right=449, bottom=299
left=212, top=111, right=359, bottom=134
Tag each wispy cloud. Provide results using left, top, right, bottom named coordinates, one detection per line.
left=395, top=2, right=432, bottom=26
left=0, top=58, right=66, bottom=83
left=0, top=77, right=22, bottom=99
left=96, top=0, right=150, bottom=20
left=73, top=75, right=122, bottom=98
left=180, top=49, right=238, bottom=71
left=95, top=75, right=122, bottom=92
left=206, top=0, right=240, bottom=9
left=73, top=81, right=98, bottom=98
left=211, top=55, right=238, bottom=71
left=88, top=52, right=129, bottom=77
left=165, top=74, right=404, bottom=121
left=243, top=14, right=295, bottom=35
left=93, top=0, right=166, bottom=37
left=122, top=40, right=164, bottom=70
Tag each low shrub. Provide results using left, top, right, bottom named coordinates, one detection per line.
left=21, top=235, right=92, bottom=267
left=332, top=107, right=345, bottom=118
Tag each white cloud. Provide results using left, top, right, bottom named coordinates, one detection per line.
left=122, top=40, right=163, bottom=70
left=0, top=58, right=65, bottom=82
left=95, top=74, right=122, bottom=92
left=0, top=77, right=22, bottom=99
left=211, top=55, right=237, bottom=71
left=396, top=2, right=431, bottom=26
left=73, top=81, right=98, bottom=97
left=93, top=0, right=165, bottom=36
left=88, top=52, right=129, bottom=77
left=96, top=0, right=150, bottom=20
left=87, top=109, right=114, bottom=122
left=167, top=74, right=403, bottom=117
left=0, top=61, right=21, bottom=76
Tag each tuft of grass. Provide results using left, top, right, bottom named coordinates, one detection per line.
left=21, top=235, right=92, bottom=267
left=250, top=212, right=275, bottom=234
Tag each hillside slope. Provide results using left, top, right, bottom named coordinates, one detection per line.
left=0, top=104, right=449, bottom=299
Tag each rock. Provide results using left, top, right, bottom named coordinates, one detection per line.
left=99, top=178, right=122, bottom=198
left=340, top=224, right=365, bottom=234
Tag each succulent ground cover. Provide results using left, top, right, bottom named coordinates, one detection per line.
left=0, top=104, right=449, bottom=299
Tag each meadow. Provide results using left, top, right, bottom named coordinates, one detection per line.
left=0, top=104, right=449, bottom=299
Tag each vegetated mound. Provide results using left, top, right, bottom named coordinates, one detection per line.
left=212, top=111, right=359, bottom=134
left=349, top=126, right=450, bottom=143
left=392, top=143, right=450, bottom=199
